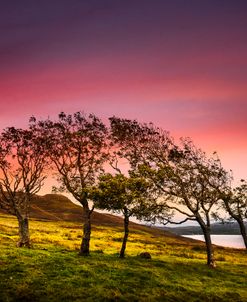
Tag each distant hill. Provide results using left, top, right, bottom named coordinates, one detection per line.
left=31, top=194, right=132, bottom=227
left=164, top=222, right=247, bottom=235
left=0, top=193, right=184, bottom=239
left=0, top=193, right=124, bottom=225
left=7, top=193, right=242, bottom=241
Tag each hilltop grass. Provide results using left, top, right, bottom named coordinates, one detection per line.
left=0, top=214, right=246, bottom=302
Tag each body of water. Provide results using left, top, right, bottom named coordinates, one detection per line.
left=183, top=235, right=245, bottom=249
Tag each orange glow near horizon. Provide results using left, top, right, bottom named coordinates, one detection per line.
left=1, top=1, right=247, bottom=185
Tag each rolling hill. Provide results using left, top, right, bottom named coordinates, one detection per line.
left=1, top=194, right=245, bottom=237
left=0, top=193, right=128, bottom=225
left=0, top=193, right=184, bottom=239
left=30, top=194, right=124, bottom=226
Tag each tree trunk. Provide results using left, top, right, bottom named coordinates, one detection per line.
left=202, top=228, right=216, bottom=268
left=237, top=218, right=247, bottom=249
left=223, top=198, right=247, bottom=249
left=17, top=215, right=30, bottom=248
left=79, top=204, right=92, bottom=256
left=120, top=213, right=129, bottom=258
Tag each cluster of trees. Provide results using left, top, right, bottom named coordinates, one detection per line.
left=0, top=112, right=246, bottom=268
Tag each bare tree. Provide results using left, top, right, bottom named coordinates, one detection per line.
left=30, top=112, right=108, bottom=255
left=0, top=127, right=46, bottom=247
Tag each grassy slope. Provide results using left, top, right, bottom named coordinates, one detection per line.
left=0, top=214, right=246, bottom=302
left=26, top=194, right=127, bottom=225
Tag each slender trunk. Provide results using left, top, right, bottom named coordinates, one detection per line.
left=224, top=198, right=247, bottom=249
left=237, top=218, right=247, bottom=249
left=120, top=212, right=129, bottom=258
left=202, top=227, right=216, bottom=268
left=79, top=204, right=92, bottom=256
left=17, top=214, right=30, bottom=248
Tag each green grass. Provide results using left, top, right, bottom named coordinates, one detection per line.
left=0, top=214, right=246, bottom=302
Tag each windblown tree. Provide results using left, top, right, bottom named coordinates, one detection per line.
left=221, top=180, right=247, bottom=248
left=91, top=173, right=157, bottom=258
left=30, top=112, right=108, bottom=255
left=141, top=138, right=230, bottom=268
left=0, top=127, right=47, bottom=247
left=109, top=117, right=230, bottom=267
left=109, top=116, right=173, bottom=218
left=109, top=117, right=172, bottom=168
left=90, top=117, right=169, bottom=258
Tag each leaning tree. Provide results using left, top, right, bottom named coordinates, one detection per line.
left=91, top=172, right=158, bottom=258
left=141, top=137, right=230, bottom=268
left=0, top=127, right=47, bottom=247
left=30, top=112, right=108, bottom=255
left=109, top=116, right=173, bottom=218
left=219, top=180, right=247, bottom=248
left=109, top=117, right=231, bottom=267
left=91, top=117, right=170, bottom=258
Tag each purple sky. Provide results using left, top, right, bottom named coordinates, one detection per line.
left=1, top=0, right=247, bottom=187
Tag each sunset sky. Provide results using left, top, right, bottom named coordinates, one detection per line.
left=1, top=0, right=247, bottom=188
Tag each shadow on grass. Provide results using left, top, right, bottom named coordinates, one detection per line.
left=0, top=244, right=246, bottom=302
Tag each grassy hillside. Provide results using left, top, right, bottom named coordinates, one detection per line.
left=1, top=193, right=155, bottom=230
left=0, top=193, right=142, bottom=231
left=30, top=194, right=126, bottom=226
left=0, top=213, right=246, bottom=302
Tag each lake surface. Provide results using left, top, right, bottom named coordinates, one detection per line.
left=183, top=235, right=245, bottom=249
